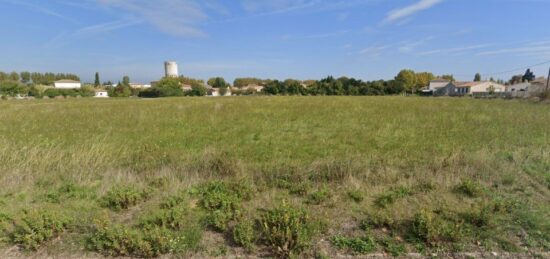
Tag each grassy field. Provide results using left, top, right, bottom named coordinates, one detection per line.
left=0, top=96, right=549, bottom=258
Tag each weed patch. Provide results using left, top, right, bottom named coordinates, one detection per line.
left=232, top=218, right=256, bottom=251
left=305, top=187, right=331, bottom=205
left=260, top=202, right=317, bottom=258
left=374, top=186, right=411, bottom=208
left=100, top=185, right=151, bottom=211
left=10, top=210, right=69, bottom=250
left=455, top=180, right=484, bottom=198
left=331, top=235, right=376, bottom=254
left=347, top=190, right=364, bottom=203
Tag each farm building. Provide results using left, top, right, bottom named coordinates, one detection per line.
left=94, top=90, right=109, bottom=98
left=54, top=80, right=81, bottom=89
left=455, top=81, right=506, bottom=94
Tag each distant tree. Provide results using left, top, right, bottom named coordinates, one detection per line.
left=509, top=75, right=523, bottom=85
left=474, top=73, right=482, bottom=82
left=522, top=69, right=535, bottom=82
left=20, top=72, right=31, bottom=84
left=0, top=72, right=7, bottom=81
left=208, top=77, right=229, bottom=88
left=415, top=72, right=435, bottom=90
left=233, top=78, right=265, bottom=87
left=489, top=77, right=494, bottom=82
left=178, top=76, right=204, bottom=86
left=122, top=76, right=130, bottom=87
left=395, top=69, right=417, bottom=93
left=440, top=74, right=455, bottom=82
left=9, top=72, right=20, bottom=82
left=188, top=84, right=207, bottom=96
left=109, top=82, right=132, bottom=97
left=94, top=72, right=100, bottom=87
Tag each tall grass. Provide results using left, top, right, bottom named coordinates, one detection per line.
left=0, top=97, right=548, bottom=256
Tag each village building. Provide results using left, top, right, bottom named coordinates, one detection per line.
left=129, top=83, right=151, bottom=89
left=94, top=89, right=109, bottom=98
left=54, top=79, right=81, bottom=89
left=454, top=81, right=506, bottom=96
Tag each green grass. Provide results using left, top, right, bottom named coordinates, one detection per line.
left=0, top=96, right=549, bottom=257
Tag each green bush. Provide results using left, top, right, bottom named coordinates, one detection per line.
left=374, top=186, right=411, bottom=208
left=456, top=180, right=484, bottom=198
left=10, top=210, right=69, bottom=250
left=362, top=210, right=396, bottom=230
left=347, top=190, right=363, bottom=203
left=379, top=237, right=406, bottom=256
left=100, top=185, right=150, bottom=211
left=305, top=187, right=331, bottom=205
left=232, top=219, right=256, bottom=251
left=194, top=181, right=254, bottom=231
left=331, top=235, right=376, bottom=254
left=140, top=205, right=190, bottom=230
left=88, top=218, right=202, bottom=257
left=411, top=210, right=463, bottom=246
left=259, top=202, right=315, bottom=258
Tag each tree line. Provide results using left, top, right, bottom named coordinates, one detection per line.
left=0, top=71, right=80, bottom=85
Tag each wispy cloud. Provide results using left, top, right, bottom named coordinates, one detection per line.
left=419, top=44, right=493, bottom=56
left=384, top=0, right=443, bottom=23
left=241, top=0, right=315, bottom=13
left=73, top=19, right=141, bottom=37
left=359, top=45, right=389, bottom=57
left=1, top=0, right=80, bottom=24
left=97, top=0, right=208, bottom=37
left=477, top=45, right=550, bottom=56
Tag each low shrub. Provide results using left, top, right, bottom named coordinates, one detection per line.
left=88, top=218, right=202, bottom=257
left=331, top=235, right=376, bottom=254
left=374, top=186, right=411, bottom=208
left=100, top=185, right=150, bottom=211
left=194, top=181, right=254, bottom=231
left=379, top=237, right=406, bottom=256
left=362, top=210, right=396, bottom=230
left=455, top=180, right=484, bottom=198
left=305, top=187, right=331, bottom=205
left=411, top=209, right=463, bottom=246
left=160, top=193, right=187, bottom=209
left=197, top=151, right=240, bottom=177
left=232, top=219, right=256, bottom=251
left=10, top=210, right=69, bottom=250
left=139, top=205, right=190, bottom=230
left=461, top=203, right=493, bottom=228
left=347, top=190, right=364, bottom=203
left=260, top=202, right=316, bottom=258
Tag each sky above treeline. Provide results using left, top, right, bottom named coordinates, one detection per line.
left=1, top=0, right=549, bottom=84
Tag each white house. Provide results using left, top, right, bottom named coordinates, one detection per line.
left=129, top=83, right=151, bottom=89
left=455, top=81, right=506, bottom=94
left=209, top=88, right=232, bottom=97
left=94, top=90, right=109, bottom=98
left=427, top=79, right=451, bottom=91
left=54, top=80, right=81, bottom=89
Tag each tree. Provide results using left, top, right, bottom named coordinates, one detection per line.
left=208, top=77, right=229, bottom=88
left=522, top=69, right=535, bottom=82
left=9, top=72, right=20, bottom=82
left=122, top=76, right=130, bottom=87
left=415, top=72, right=435, bottom=90
left=395, top=69, right=417, bottom=93
left=189, top=85, right=207, bottom=96
left=474, top=73, right=482, bottom=82
left=20, top=72, right=31, bottom=84
left=94, top=72, right=100, bottom=87
left=508, top=75, right=523, bottom=85
left=440, top=74, right=455, bottom=82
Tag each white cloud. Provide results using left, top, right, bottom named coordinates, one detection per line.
left=384, top=0, right=443, bottom=23
left=73, top=19, right=141, bottom=37
left=419, top=44, right=492, bottom=56
left=1, top=0, right=80, bottom=24
left=97, top=0, right=208, bottom=37
left=359, top=46, right=389, bottom=57
left=241, top=0, right=314, bottom=13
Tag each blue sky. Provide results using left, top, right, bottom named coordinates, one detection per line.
left=1, top=0, right=549, bottom=84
